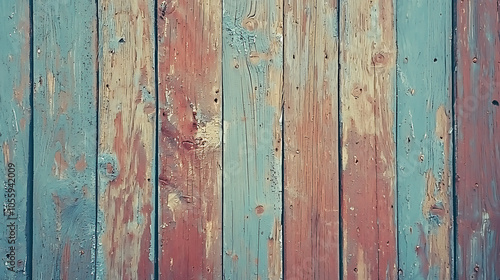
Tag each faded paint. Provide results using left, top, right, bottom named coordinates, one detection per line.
left=396, top=1, right=453, bottom=278
left=283, top=0, right=340, bottom=279
left=222, top=0, right=283, bottom=278
left=32, top=0, right=97, bottom=279
left=456, top=0, right=500, bottom=278
left=97, top=0, right=156, bottom=279
left=157, top=0, right=222, bottom=278
left=340, top=0, right=398, bottom=278
left=0, top=1, right=30, bottom=278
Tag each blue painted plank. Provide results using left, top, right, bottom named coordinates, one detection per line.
left=0, top=1, right=31, bottom=278
left=96, top=0, right=156, bottom=279
left=222, top=0, right=283, bottom=278
left=32, top=0, right=98, bottom=278
left=396, top=1, right=453, bottom=278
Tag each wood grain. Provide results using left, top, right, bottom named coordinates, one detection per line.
left=0, top=1, right=30, bottom=278
left=283, top=0, right=339, bottom=279
left=396, top=1, right=453, bottom=278
left=456, top=0, right=500, bottom=278
left=32, top=1, right=97, bottom=279
left=96, top=0, right=156, bottom=279
left=222, top=0, right=283, bottom=278
left=339, top=0, right=397, bottom=278
left=157, top=0, right=222, bottom=278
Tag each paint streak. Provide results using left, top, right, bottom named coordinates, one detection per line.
left=340, top=0, right=397, bottom=278
left=456, top=0, right=500, bottom=278
left=157, top=0, right=222, bottom=278
left=97, top=0, right=156, bottom=279
left=283, top=0, right=340, bottom=279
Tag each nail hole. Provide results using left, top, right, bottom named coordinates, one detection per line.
left=433, top=58, right=437, bottom=62
left=492, top=100, right=499, bottom=106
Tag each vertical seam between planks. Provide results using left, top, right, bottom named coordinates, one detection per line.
left=451, top=1, right=458, bottom=278
left=27, top=0, right=34, bottom=278
left=394, top=0, right=400, bottom=276
left=337, top=1, right=343, bottom=279
left=94, top=0, right=100, bottom=278
left=281, top=0, right=286, bottom=277
left=220, top=0, right=225, bottom=276
left=153, top=0, right=159, bottom=278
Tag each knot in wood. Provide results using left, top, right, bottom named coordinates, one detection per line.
left=372, top=52, right=387, bottom=66
left=242, top=17, right=258, bottom=31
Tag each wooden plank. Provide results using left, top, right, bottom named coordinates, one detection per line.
left=283, top=0, right=339, bottom=279
left=0, top=1, right=30, bottom=278
left=96, top=0, right=156, bottom=279
left=222, top=0, right=283, bottom=278
left=157, top=0, right=222, bottom=278
left=32, top=1, right=97, bottom=279
left=456, top=0, right=500, bottom=278
left=396, top=1, right=453, bottom=278
left=339, top=0, right=397, bottom=278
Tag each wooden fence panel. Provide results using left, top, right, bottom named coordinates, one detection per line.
left=339, top=0, right=398, bottom=278
left=32, top=1, right=97, bottom=279
left=456, top=0, right=500, bottom=278
left=0, top=1, right=31, bottom=278
left=283, top=0, right=340, bottom=279
left=396, top=1, right=453, bottom=278
left=157, top=0, right=222, bottom=278
left=96, top=0, right=156, bottom=278
left=222, top=0, right=283, bottom=278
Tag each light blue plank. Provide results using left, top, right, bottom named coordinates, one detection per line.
left=396, top=1, right=453, bottom=278
left=222, top=0, right=283, bottom=278
left=32, top=0, right=97, bottom=278
left=0, top=1, right=31, bottom=278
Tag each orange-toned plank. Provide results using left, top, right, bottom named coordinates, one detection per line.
left=283, top=0, right=340, bottom=279
left=339, top=0, right=397, bottom=278
left=96, top=0, right=156, bottom=278
left=456, top=0, right=500, bottom=278
left=157, top=0, right=222, bottom=278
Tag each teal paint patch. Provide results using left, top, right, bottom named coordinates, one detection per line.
left=32, top=1, right=97, bottom=279
left=222, top=0, right=283, bottom=279
left=396, top=0, right=453, bottom=279
left=0, top=1, right=30, bottom=278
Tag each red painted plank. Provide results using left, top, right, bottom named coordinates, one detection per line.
left=283, top=0, right=340, bottom=279
left=339, top=1, right=397, bottom=278
left=456, top=1, right=500, bottom=278
left=157, top=0, right=222, bottom=278
left=96, top=0, right=156, bottom=278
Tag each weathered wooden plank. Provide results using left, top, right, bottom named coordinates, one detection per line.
left=283, top=0, right=339, bottom=279
left=0, top=1, right=30, bottom=278
left=339, top=0, right=397, bottom=278
left=222, top=0, right=283, bottom=278
left=157, top=0, right=222, bottom=278
left=96, top=1, right=156, bottom=279
left=32, top=1, right=97, bottom=279
left=456, top=0, right=500, bottom=278
left=396, top=1, right=453, bottom=278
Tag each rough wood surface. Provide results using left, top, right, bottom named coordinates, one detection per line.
left=222, top=0, right=283, bottom=278
left=339, top=0, right=397, bottom=278
left=456, top=0, right=500, bottom=278
left=396, top=1, right=453, bottom=278
left=283, top=0, right=339, bottom=279
left=96, top=0, right=156, bottom=279
left=32, top=1, right=97, bottom=279
left=157, top=0, right=222, bottom=278
left=0, top=1, right=30, bottom=278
